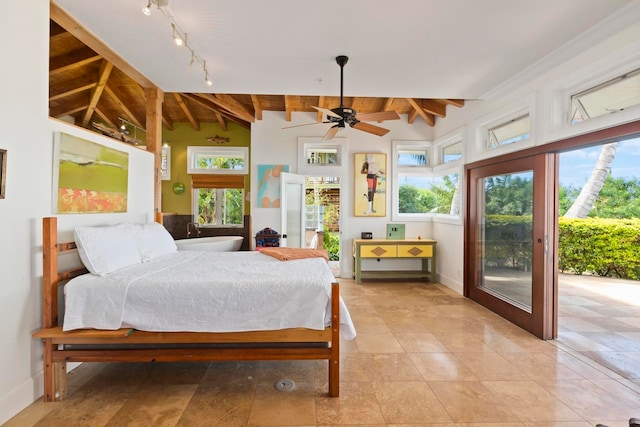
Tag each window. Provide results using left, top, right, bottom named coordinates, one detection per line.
left=192, top=175, right=245, bottom=227
left=442, top=141, right=463, bottom=164
left=570, top=67, right=640, bottom=124
left=187, top=146, right=248, bottom=174
left=487, top=114, right=530, bottom=149
left=392, top=140, right=461, bottom=221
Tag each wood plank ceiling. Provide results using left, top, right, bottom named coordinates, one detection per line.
left=49, top=20, right=466, bottom=141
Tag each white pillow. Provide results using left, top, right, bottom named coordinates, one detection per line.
left=74, top=224, right=142, bottom=276
left=136, top=222, right=177, bottom=261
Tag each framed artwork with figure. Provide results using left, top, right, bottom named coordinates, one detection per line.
left=354, top=153, right=386, bottom=217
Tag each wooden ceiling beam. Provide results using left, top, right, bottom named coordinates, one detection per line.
left=104, top=85, right=144, bottom=128
left=51, top=1, right=156, bottom=89
left=420, top=99, right=447, bottom=118
left=162, top=112, right=174, bottom=131
left=82, top=60, right=113, bottom=127
left=51, top=104, right=87, bottom=118
left=438, top=99, right=465, bottom=108
left=378, top=98, right=395, bottom=122
left=50, top=83, right=96, bottom=101
left=183, top=94, right=250, bottom=130
left=316, top=96, right=326, bottom=122
left=192, top=93, right=255, bottom=123
left=284, top=95, right=293, bottom=122
left=94, top=107, right=116, bottom=128
left=406, top=98, right=435, bottom=126
left=215, top=112, right=228, bottom=131
left=407, top=108, right=420, bottom=124
left=49, top=46, right=102, bottom=76
left=173, top=93, right=200, bottom=131
left=251, top=95, right=263, bottom=120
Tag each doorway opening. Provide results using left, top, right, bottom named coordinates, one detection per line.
left=305, top=176, right=341, bottom=277
left=556, top=139, right=640, bottom=380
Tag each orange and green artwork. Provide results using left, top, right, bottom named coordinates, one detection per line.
left=54, top=133, right=129, bottom=213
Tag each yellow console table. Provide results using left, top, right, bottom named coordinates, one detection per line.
left=352, top=239, right=437, bottom=284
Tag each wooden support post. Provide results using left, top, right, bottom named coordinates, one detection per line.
left=329, top=282, right=340, bottom=397
left=145, top=87, right=164, bottom=213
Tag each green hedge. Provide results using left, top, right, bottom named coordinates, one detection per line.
left=483, top=216, right=640, bottom=280
left=483, top=215, right=532, bottom=271
left=558, top=217, right=640, bottom=280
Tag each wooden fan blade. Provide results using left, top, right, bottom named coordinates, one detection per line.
left=282, top=122, right=325, bottom=129
left=322, top=125, right=340, bottom=141
left=355, top=110, right=400, bottom=122
left=312, top=106, right=342, bottom=119
left=352, top=121, right=390, bottom=136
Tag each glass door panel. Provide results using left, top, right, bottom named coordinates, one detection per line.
left=466, top=154, right=556, bottom=339
left=478, top=171, right=533, bottom=311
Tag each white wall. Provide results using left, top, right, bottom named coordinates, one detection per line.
left=0, top=2, right=154, bottom=422
left=251, top=111, right=435, bottom=278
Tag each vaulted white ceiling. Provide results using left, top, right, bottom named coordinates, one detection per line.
left=53, top=0, right=637, bottom=99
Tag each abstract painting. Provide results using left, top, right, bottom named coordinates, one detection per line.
left=53, top=132, right=129, bottom=213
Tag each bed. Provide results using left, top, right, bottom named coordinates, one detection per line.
left=32, top=216, right=355, bottom=402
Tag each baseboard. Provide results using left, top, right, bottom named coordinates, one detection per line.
left=437, top=273, right=463, bottom=295
left=0, top=372, right=42, bottom=425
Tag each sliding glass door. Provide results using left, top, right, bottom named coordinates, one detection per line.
left=466, top=154, right=557, bottom=339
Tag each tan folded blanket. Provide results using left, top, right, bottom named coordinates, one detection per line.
left=260, top=247, right=329, bottom=263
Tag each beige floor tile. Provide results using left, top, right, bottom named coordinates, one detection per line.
left=432, top=332, right=495, bottom=352
left=537, top=379, right=640, bottom=420
left=499, top=352, right=589, bottom=380
left=105, top=384, right=198, bottom=427
left=453, top=351, right=528, bottom=381
left=176, top=382, right=255, bottom=426
left=482, top=380, right=582, bottom=422
left=355, top=333, right=406, bottom=353
left=394, top=332, right=448, bottom=353
left=360, top=353, right=423, bottom=382
left=247, top=382, right=316, bottom=426
left=408, top=352, right=477, bottom=381
left=315, top=382, right=385, bottom=425
left=2, top=400, right=57, bottom=427
left=371, top=381, right=452, bottom=423
left=34, top=386, right=137, bottom=426
left=428, top=380, right=519, bottom=423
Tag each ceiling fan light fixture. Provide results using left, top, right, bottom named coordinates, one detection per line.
left=142, top=1, right=152, bottom=16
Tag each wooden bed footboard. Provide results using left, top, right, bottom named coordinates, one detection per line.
left=33, top=217, right=340, bottom=402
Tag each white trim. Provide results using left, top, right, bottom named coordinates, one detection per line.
left=186, top=146, right=248, bottom=175
left=297, top=136, right=346, bottom=176
left=471, top=95, right=536, bottom=162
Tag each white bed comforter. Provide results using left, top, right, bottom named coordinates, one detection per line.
left=63, top=251, right=356, bottom=339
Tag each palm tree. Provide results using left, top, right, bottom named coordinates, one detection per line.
left=564, top=142, right=618, bottom=218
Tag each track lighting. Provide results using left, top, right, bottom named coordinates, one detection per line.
left=142, top=0, right=212, bottom=87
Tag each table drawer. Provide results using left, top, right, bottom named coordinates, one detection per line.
left=359, top=244, right=397, bottom=258
left=397, top=244, right=433, bottom=258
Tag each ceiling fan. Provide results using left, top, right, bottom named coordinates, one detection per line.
left=284, top=55, right=400, bottom=140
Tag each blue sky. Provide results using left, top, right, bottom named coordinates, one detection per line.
left=559, top=137, right=640, bottom=188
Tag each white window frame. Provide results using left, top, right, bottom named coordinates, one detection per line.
left=473, top=96, right=535, bottom=161
left=192, top=187, right=245, bottom=228
left=433, top=128, right=464, bottom=171
left=391, top=140, right=432, bottom=222
left=187, top=146, right=249, bottom=175
left=545, top=50, right=640, bottom=142
left=297, top=137, right=346, bottom=176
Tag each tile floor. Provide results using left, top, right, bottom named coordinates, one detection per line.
left=5, top=276, right=640, bottom=426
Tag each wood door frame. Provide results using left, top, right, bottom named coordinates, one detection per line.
left=464, top=120, right=640, bottom=339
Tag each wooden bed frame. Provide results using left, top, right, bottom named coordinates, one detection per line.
left=32, top=217, right=340, bottom=402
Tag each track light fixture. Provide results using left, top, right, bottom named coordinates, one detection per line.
left=142, top=0, right=212, bottom=88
